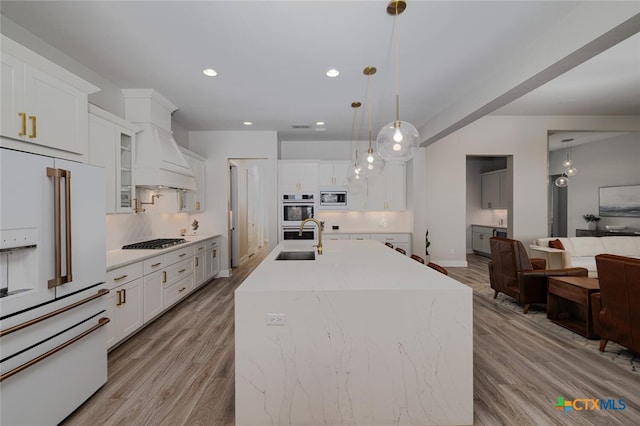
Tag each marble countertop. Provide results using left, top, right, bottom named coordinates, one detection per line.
left=236, top=239, right=470, bottom=292
left=106, top=234, right=221, bottom=271
left=321, top=229, right=411, bottom=235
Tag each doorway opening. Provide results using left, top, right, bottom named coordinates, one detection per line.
left=228, top=159, right=268, bottom=269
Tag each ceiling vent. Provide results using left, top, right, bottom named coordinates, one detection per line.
left=291, top=124, right=311, bottom=129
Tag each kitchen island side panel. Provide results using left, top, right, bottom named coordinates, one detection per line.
left=235, top=287, right=473, bottom=426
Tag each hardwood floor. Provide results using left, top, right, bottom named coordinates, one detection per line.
left=62, top=250, right=640, bottom=425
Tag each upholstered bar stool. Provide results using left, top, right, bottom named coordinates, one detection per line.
left=395, top=247, right=406, bottom=255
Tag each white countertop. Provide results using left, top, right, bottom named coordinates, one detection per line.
left=106, top=234, right=221, bottom=271
left=321, top=229, right=411, bottom=235
left=236, top=239, right=469, bottom=292
left=471, top=224, right=507, bottom=229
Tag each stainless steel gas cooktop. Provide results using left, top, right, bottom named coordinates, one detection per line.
left=122, top=238, right=186, bottom=250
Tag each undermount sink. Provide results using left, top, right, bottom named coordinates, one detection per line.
left=275, top=251, right=316, bottom=261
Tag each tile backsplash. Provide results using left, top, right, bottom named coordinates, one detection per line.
left=105, top=188, right=192, bottom=251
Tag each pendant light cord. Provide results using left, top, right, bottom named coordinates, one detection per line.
left=367, top=72, right=373, bottom=150
left=394, top=10, right=400, bottom=123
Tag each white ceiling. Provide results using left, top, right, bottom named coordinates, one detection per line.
left=1, top=1, right=639, bottom=145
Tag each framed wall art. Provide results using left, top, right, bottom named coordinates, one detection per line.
left=599, top=184, right=640, bottom=217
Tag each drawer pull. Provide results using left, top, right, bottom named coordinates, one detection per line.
left=122, top=288, right=126, bottom=304
left=179, top=287, right=186, bottom=292
left=178, top=268, right=186, bottom=273
left=151, top=262, right=162, bottom=267
left=162, top=271, right=167, bottom=283
left=114, top=274, right=128, bottom=281
left=0, top=289, right=109, bottom=338
left=195, top=257, right=199, bottom=267
left=198, top=247, right=204, bottom=251
left=179, top=253, right=187, bottom=257
left=116, top=290, right=123, bottom=306
left=0, top=317, right=110, bottom=383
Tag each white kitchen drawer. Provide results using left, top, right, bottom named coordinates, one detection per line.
left=325, top=234, right=350, bottom=240
left=163, top=258, right=193, bottom=288
left=164, top=275, right=194, bottom=308
left=165, top=245, right=195, bottom=265
left=350, top=234, right=371, bottom=240
left=193, top=241, right=207, bottom=255
left=142, top=254, right=165, bottom=275
left=205, top=238, right=218, bottom=250
left=370, top=233, right=410, bottom=243
left=106, top=262, right=143, bottom=289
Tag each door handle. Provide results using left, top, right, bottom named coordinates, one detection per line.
left=47, top=167, right=72, bottom=287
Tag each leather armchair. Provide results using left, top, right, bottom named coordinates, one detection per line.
left=488, top=237, right=588, bottom=313
left=591, top=254, right=640, bottom=353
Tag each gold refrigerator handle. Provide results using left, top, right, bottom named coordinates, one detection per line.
left=18, top=112, right=27, bottom=136
left=47, top=167, right=72, bottom=288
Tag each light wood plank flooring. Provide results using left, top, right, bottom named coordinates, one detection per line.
left=62, top=250, right=640, bottom=425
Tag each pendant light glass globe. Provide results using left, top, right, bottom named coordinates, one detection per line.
left=347, top=161, right=364, bottom=184
left=555, top=175, right=569, bottom=187
left=376, top=120, right=419, bottom=164
left=565, top=166, right=577, bottom=177
left=562, top=158, right=573, bottom=168
left=364, top=148, right=385, bottom=178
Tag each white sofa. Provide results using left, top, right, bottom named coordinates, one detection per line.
left=533, top=236, right=640, bottom=277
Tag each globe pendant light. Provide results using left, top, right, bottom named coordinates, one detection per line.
left=376, top=0, right=420, bottom=164
left=555, top=174, right=569, bottom=188
left=555, top=138, right=576, bottom=187
left=348, top=102, right=365, bottom=187
left=362, top=66, right=385, bottom=178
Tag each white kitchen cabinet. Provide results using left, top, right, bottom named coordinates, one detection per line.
left=180, top=147, right=206, bottom=212
left=278, top=161, right=318, bottom=193
left=324, top=233, right=350, bottom=241
left=349, top=234, right=371, bottom=241
left=481, top=169, right=507, bottom=209
left=205, top=238, right=221, bottom=280
left=366, top=163, right=406, bottom=211
left=106, top=263, right=144, bottom=348
left=1, top=35, right=99, bottom=162
left=193, top=241, right=206, bottom=287
left=318, top=161, right=349, bottom=186
left=143, top=270, right=164, bottom=323
left=88, top=105, right=139, bottom=214
left=163, top=258, right=194, bottom=309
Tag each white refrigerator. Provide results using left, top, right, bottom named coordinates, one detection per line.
left=0, top=147, right=108, bottom=425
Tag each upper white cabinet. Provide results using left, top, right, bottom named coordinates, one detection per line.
left=180, top=147, right=206, bottom=213
left=481, top=169, right=507, bottom=209
left=88, top=105, right=139, bottom=214
left=318, top=161, right=349, bottom=186
left=1, top=35, right=99, bottom=162
left=278, top=161, right=318, bottom=194
left=366, top=163, right=406, bottom=211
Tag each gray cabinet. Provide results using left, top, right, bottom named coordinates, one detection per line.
left=481, top=169, right=507, bottom=209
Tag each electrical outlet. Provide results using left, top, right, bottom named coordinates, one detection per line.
left=266, top=313, right=285, bottom=326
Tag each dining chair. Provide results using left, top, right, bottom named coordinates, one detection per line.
left=410, top=254, right=425, bottom=264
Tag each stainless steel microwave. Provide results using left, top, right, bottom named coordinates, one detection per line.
left=319, top=187, right=348, bottom=209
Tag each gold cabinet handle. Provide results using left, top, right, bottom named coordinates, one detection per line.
left=179, top=253, right=187, bottom=257
left=162, top=271, right=167, bottom=283
left=212, top=249, right=217, bottom=258
left=195, top=257, right=199, bottom=267
left=198, top=247, right=204, bottom=251
left=196, top=201, right=200, bottom=211
left=179, top=287, right=186, bottom=292
left=151, top=262, right=162, bottom=267
left=122, top=288, right=126, bottom=304
left=178, top=268, right=186, bottom=273
left=18, top=112, right=27, bottom=136
left=116, top=290, right=122, bottom=306
left=29, top=115, right=37, bottom=138
left=114, top=274, right=128, bottom=281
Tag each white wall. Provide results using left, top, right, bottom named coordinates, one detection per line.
left=550, top=132, right=640, bottom=234
left=188, top=131, right=278, bottom=275
left=415, top=115, right=640, bottom=267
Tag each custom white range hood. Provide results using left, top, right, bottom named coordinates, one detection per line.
left=122, top=89, right=195, bottom=191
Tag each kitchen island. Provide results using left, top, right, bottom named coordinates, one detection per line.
left=235, top=240, right=473, bottom=425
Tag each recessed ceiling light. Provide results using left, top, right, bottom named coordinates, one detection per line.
left=316, top=121, right=325, bottom=126
left=325, top=69, right=340, bottom=78
left=203, top=68, right=218, bottom=77
left=243, top=121, right=253, bottom=126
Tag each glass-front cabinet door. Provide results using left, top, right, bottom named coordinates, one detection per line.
left=117, top=130, right=135, bottom=213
